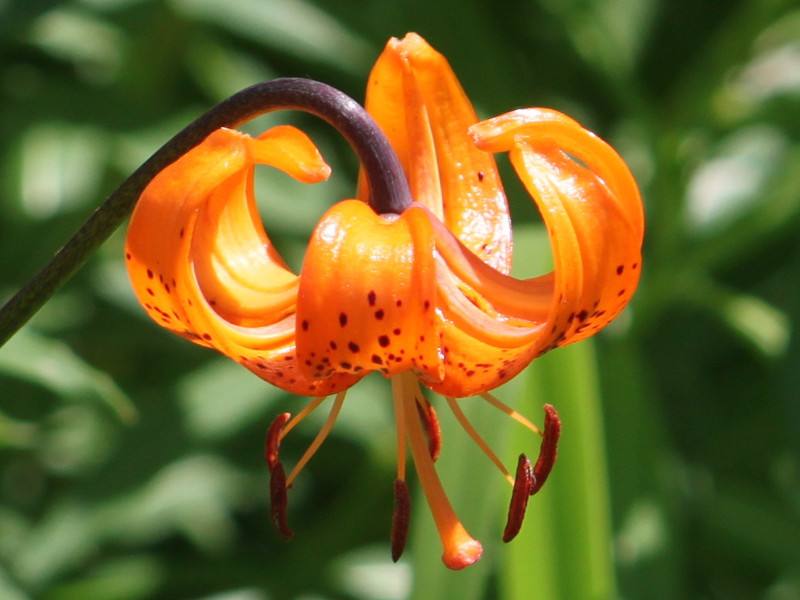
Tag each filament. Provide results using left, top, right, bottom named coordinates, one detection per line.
left=481, top=391, right=543, bottom=436
left=444, top=396, right=514, bottom=485
left=285, top=391, right=346, bottom=486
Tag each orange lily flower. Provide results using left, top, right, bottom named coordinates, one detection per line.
left=125, top=33, right=643, bottom=569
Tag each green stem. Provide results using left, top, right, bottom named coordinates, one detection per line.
left=0, top=78, right=411, bottom=348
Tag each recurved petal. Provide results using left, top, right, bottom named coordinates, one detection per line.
left=126, top=126, right=354, bottom=396
left=295, top=200, right=442, bottom=383
left=424, top=110, right=643, bottom=397
left=363, top=33, right=512, bottom=273
left=471, top=109, right=644, bottom=354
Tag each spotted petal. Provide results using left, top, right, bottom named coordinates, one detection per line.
left=425, top=109, right=644, bottom=398
left=125, top=126, right=358, bottom=396
left=296, top=200, right=442, bottom=383
left=363, top=32, right=512, bottom=273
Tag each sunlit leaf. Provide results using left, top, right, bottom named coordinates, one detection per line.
left=502, top=341, right=616, bottom=600
left=171, top=0, right=374, bottom=74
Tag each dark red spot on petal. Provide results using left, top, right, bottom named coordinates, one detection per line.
left=378, top=335, right=391, bottom=347
left=348, top=342, right=360, bottom=353
left=339, top=313, right=348, bottom=327
left=367, top=290, right=377, bottom=306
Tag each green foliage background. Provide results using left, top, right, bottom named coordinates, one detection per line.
left=2, top=0, right=800, bottom=598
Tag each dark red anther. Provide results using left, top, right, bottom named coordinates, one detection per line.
left=502, top=454, right=534, bottom=542
left=265, top=413, right=293, bottom=539
left=269, top=461, right=293, bottom=540
left=530, top=404, right=561, bottom=495
left=265, top=412, right=290, bottom=472
left=391, top=479, right=411, bottom=562
left=416, top=397, right=442, bottom=462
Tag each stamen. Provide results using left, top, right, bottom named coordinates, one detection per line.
left=415, top=395, right=442, bottom=462
left=389, top=377, right=410, bottom=561
left=481, top=392, right=543, bottom=436
left=394, top=373, right=482, bottom=569
left=391, top=479, right=411, bottom=562
left=265, top=413, right=293, bottom=539
left=280, top=395, right=328, bottom=439
left=502, top=454, right=534, bottom=542
left=392, top=377, right=408, bottom=482
left=445, top=396, right=513, bottom=485
left=265, top=412, right=290, bottom=472
left=530, top=404, right=561, bottom=495
left=270, top=461, right=293, bottom=540
left=286, top=391, right=347, bottom=486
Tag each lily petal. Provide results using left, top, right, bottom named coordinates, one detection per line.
left=425, top=109, right=643, bottom=398
left=471, top=109, right=644, bottom=350
left=126, top=126, right=356, bottom=396
left=296, top=200, right=442, bottom=383
left=363, top=32, right=512, bottom=273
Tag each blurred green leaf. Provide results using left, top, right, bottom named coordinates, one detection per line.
left=2, top=1, right=800, bottom=599
left=0, top=565, right=31, bottom=600
left=44, top=555, right=163, bottom=600
left=171, top=0, right=374, bottom=74
left=178, top=358, right=285, bottom=441
left=502, top=341, right=616, bottom=600
left=0, top=328, right=136, bottom=423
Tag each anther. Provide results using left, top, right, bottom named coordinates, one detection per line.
left=530, top=404, right=561, bottom=495
left=265, top=412, right=290, bottom=472
left=416, top=396, right=442, bottom=462
left=391, top=479, right=411, bottom=562
left=269, top=461, right=293, bottom=540
left=265, top=412, right=293, bottom=539
left=502, top=454, right=534, bottom=542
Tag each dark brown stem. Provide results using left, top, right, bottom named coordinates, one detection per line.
left=0, top=78, right=411, bottom=348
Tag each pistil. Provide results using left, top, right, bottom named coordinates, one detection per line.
left=393, top=373, right=483, bottom=569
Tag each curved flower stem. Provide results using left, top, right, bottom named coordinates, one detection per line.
left=0, top=78, right=412, bottom=348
